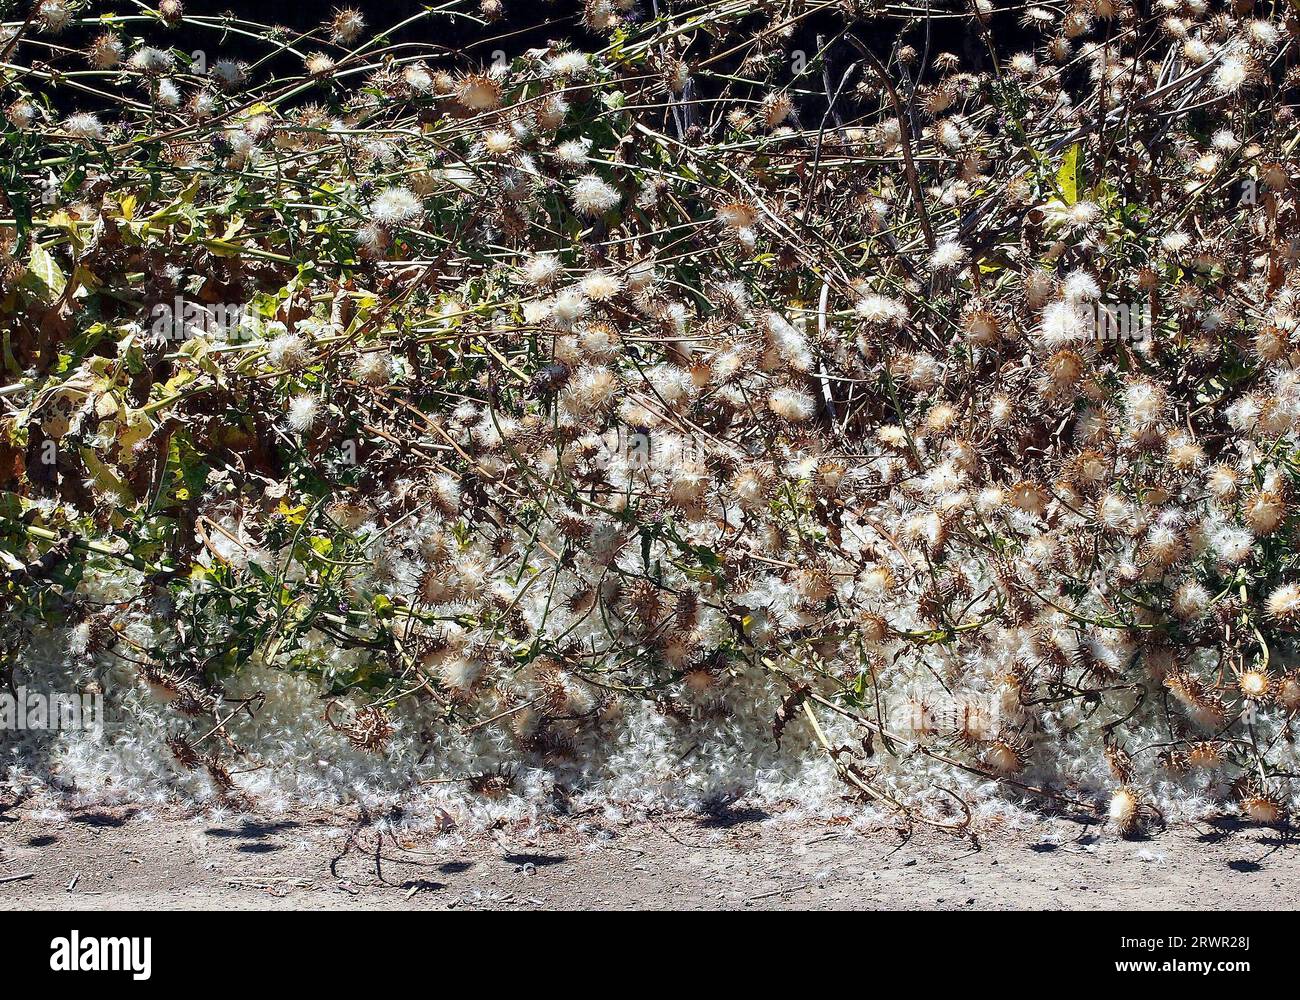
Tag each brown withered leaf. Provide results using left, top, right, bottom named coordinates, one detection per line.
left=773, top=683, right=810, bottom=747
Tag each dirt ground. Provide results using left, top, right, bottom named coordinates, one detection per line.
left=2, top=800, right=1297, bottom=910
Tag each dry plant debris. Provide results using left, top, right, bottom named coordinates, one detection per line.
left=1, top=0, right=1300, bottom=833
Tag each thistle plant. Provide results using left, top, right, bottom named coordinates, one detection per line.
left=2, top=0, right=1299, bottom=833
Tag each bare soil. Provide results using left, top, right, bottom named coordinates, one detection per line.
left=2, top=801, right=1296, bottom=910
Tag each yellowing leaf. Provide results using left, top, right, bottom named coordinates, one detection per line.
left=80, top=447, right=129, bottom=499
left=1056, top=143, right=1080, bottom=206
left=277, top=500, right=307, bottom=525
left=71, top=265, right=101, bottom=297
left=39, top=209, right=80, bottom=233
left=117, top=408, right=153, bottom=461
left=94, top=392, right=121, bottom=420
left=26, top=243, right=67, bottom=301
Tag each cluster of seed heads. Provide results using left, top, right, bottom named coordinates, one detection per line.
left=3, top=0, right=1300, bottom=831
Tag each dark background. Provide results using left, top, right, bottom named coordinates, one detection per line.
left=8, top=0, right=1028, bottom=77
left=3, top=0, right=1078, bottom=124
left=172, top=0, right=1004, bottom=65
